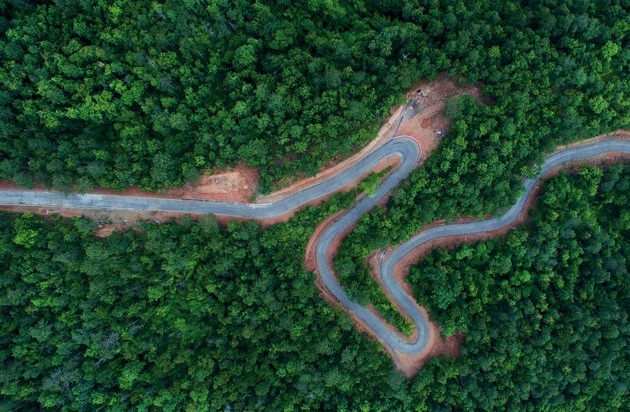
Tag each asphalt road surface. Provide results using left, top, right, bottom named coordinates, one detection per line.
left=1, top=137, right=628, bottom=357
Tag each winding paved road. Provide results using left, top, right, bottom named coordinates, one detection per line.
left=1, top=137, right=628, bottom=359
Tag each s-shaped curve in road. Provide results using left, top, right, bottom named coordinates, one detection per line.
left=0, top=137, right=629, bottom=359
left=318, top=138, right=630, bottom=358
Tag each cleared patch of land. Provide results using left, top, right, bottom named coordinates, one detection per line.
left=1, top=77, right=627, bottom=378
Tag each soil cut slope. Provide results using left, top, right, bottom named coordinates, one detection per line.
left=1, top=136, right=628, bottom=378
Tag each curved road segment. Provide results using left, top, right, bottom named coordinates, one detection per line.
left=1, top=138, right=628, bottom=358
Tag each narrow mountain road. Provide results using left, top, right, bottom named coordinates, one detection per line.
left=1, top=137, right=628, bottom=360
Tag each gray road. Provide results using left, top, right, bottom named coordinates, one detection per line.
left=1, top=137, right=628, bottom=357
left=0, top=139, right=419, bottom=218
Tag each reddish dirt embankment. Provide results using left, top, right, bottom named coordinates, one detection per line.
left=2, top=75, right=627, bottom=378
left=0, top=76, right=479, bottom=229
left=0, top=161, right=260, bottom=234
left=258, top=75, right=483, bottom=202
left=302, top=77, right=484, bottom=377
left=91, top=162, right=259, bottom=203
left=308, top=132, right=628, bottom=378
left=0, top=162, right=259, bottom=204
left=396, top=75, right=483, bottom=163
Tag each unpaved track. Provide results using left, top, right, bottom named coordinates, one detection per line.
left=1, top=138, right=628, bottom=359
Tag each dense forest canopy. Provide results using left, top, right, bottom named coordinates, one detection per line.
left=1, top=165, right=628, bottom=410
left=1, top=0, right=629, bottom=410
left=326, top=0, right=628, bottom=322
left=409, top=164, right=629, bottom=411
left=0, top=0, right=627, bottom=192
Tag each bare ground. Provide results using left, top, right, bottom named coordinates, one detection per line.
left=396, top=75, right=483, bottom=164
left=77, top=161, right=259, bottom=203
left=351, top=141, right=630, bottom=377
left=2, top=75, right=627, bottom=377
left=0, top=162, right=259, bottom=204
left=260, top=76, right=483, bottom=202
left=257, top=106, right=407, bottom=203
left=0, top=76, right=479, bottom=222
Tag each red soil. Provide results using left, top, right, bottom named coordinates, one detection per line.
left=2, top=74, right=627, bottom=377
left=394, top=75, right=482, bottom=167
left=0, top=162, right=259, bottom=203
left=260, top=76, right=482, bottom=202
left=95, top=161, right=259, bottom=203
left=257, top=107, right=407, bottom=204
left=348, top=138, right=629, bottom=377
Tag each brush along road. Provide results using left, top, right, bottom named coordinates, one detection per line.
left=1, top=138, right=628, bottom=358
